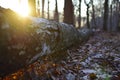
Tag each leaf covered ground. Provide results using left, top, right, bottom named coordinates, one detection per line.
left=3, top=31, right=120, bottom=80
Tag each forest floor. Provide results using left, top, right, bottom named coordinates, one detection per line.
left=4, top=30, right=120, bottom=80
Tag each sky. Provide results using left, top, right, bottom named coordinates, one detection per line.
left=0, top=0, right=87, bottom=17
left=0, top=0, right=29, bottom=16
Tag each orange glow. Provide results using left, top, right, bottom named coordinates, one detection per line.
left=16, top=0, right=30, bottom=17
left=0, top=0, right=30, bottom=17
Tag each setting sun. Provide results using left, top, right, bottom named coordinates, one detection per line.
left=16, top=0, right=30, bottom=17
left=0, top=0, right=29, bottom=17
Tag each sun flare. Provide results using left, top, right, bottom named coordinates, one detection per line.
left=13, top=0, right=30, bottom=17
left=0, top=0, right=30, bottom=17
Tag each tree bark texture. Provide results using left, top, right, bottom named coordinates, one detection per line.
left=78, top=0, right=81, bottom=28
left=47, top=0, right=50, bottom=19
left=103, top=0, right=109, bottom=31
left=42, top=0, right=45, bottom=18
left=84, top=0, right=91, bottom=28
left=91, top=0, right=96, bottom=28
left=54, top=0, right=59, bottom=22
left=63, top=0, right=74, bottom=25
left=0, top=8, right=92, bottom=77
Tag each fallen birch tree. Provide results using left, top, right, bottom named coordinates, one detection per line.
left=0, top=7, right=93, bottom=77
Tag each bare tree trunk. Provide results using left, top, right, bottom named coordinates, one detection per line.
left=54, top=0, right=59, bottom=22
left=103, top=0, right=109, bottom=31
left=84, top=0, right=91, bottom=28
left=37, top=0, right=40, bottom=17
left=116, top=1, right=120, bottom=31
left=111, top=0, right=120, bottom=31
left=28, top=0, right=37, bottom=16
left=91, top=0, right=96, bottom=29
left=64, top=0, right=74, bottom=25
left=47, top=0, right=50, bottom=19
left=110, top=4, right=112, bottom=31
left=87, top=7, right=90, bottom=28
left=78, top=0, right=81, bottom=28
left=42, top=0, right=45, bottom=18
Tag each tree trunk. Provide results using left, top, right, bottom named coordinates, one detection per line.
left=103, top=0, right=109, bottom=31
left=37, top=0, right=40, bottom=17
left=47, top=0, right=50, bottom=19
left=54, top=0, right=59, bottom=22
left=63, top=0, right=74, bottom=25
left=84, top=0, right=90, bottom=28
left=78, top=0, right=81, bottom=28
left=28, top=0, right=37, bottom=16
left=0, top=8, right=92, bottom=77
left=42, top=0, right=45, bottom=18
left=110, top=4, right=112, bottom=31
left=91, top=0, right=96, bottom=29
left=87, top=5, right=90, bottom=28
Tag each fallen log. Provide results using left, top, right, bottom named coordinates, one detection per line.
left=0, top=7, right=93, bottom=77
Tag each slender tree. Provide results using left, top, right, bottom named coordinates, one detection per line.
left=110, top=4, right=112, bottom=31
left=84, top=0, right=91, bottom=28
left=54, top=0, right=59, bottom=22
left=37, top=0, right=40, bottom=17
left=103, top=0, right=109, bottom=31
left=28, top=0, right=37, bottom=16
left=78, top=0, right=81, bottom=28
left=91, top=0, right=96, bottom=28
left=47, top=0, right=50, bottom=19
left=99, top=0, right=104, bottom=16
left=64, top=0, right=74, bottom=25
left=112, top=0, right=120, bottom=31
left=42, top=0, right=45, bottom=18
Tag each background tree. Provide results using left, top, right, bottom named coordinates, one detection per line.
left=111, top=0, right=120, bottom=31
left=103, top=0, right=109, bottom=31
left=54, top=0, right=59, bottom=22
left=78, top=0, right=81, bottom=28
left=28, top=0, right=37, bottom=16
left=42, top=0, right=45, bottom=18
left=64, top=0, right=74, bottom=25
left=37, top=0, right=40, bottom=17
left=91, top=0, right=96, bottom=28
left=84, top=0, right=91, bottom=28
left=47, top=0, right=50, bottom=19
left=99, top=0, right=104, bottom=16
left=91, top=0, right=104, bottom=29
left=109, top=4, right=112, bottom=31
